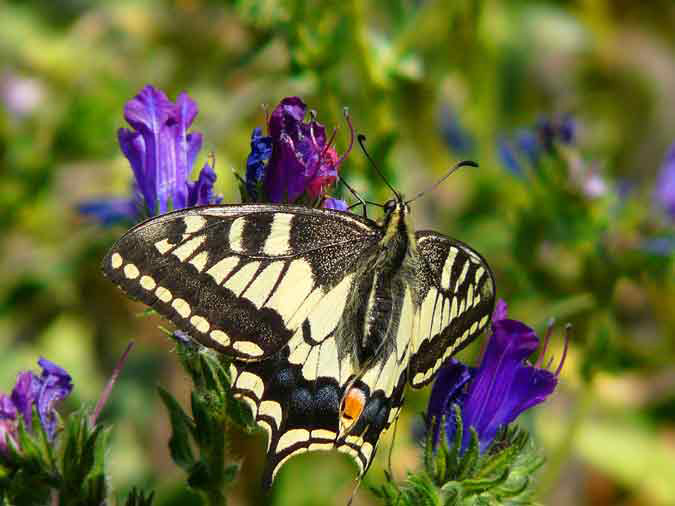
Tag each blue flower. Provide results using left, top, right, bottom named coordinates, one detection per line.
left=655, top=142, right=675, bottom=220
left=439, top=105, right=475, bottom=156
left=245, top=127, right=273, bottom=200
left=427, top=300, right=567, bottom=453
left=0, top=358, right=73, bottom=453
left=80, top=85, right=221, bottom=224
left=244, top=97, right=354, bottom=204
left=322, top=197, right=348, bottom=211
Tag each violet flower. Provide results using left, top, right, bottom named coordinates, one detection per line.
left=497, top=115, right=576, bottom=174
left=0, top=358, right=73, bottom=453
left=655, top=142, right=675, bottom=220
left=245, top=97, right=354, bottom=204
left=80, top=85, right=221, bottom=224
left=322, top=198, right=349, bottom=211
left=427, top=300, right=567, bottom=453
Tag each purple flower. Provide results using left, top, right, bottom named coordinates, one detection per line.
left=322, top=197, right=349, bottom=211
left=246, top=97, right=353, bottom=203
left=427, top=300, right=567, bottom=453
left=0, top=358, right=73, bottom=452
left=655, top=143, right=675, bottom=219
left=80, top=85, right=221, bottom=224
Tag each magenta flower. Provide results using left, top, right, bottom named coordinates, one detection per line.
left=245, top=97, right=353, bottom=203
left=0, top=358, right=73, bottom=453
left=427, top=300, right=567, bottom=453
left=80, top=85, right=221, bottom=224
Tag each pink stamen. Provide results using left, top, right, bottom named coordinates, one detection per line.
left=336, top=107, right=355, bottom=167
left=536, top=318, right=554, bottom=367
left=321, top=127, right=338, bottom=159
left=90, top=341, right=135, bottom=426
left=555, top=324, right=571, bottom=376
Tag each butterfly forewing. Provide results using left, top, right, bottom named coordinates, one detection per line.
left=103, top=205, right=379, bottom=361
left=407, top=231, right=496, bottom=387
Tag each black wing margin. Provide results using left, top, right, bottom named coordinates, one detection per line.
left=408, top=231, right=496, bottom=388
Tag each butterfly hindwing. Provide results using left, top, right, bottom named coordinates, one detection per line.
left=408, top=231, right=496, bottom=387
left=103, top=205, right=379, bottom=361
left=228, top=349, right=407, bottom=486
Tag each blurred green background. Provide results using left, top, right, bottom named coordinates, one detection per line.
left=1, top=1, right=674, bottom=504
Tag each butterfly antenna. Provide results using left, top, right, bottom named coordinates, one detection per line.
left=357, top=134, right=402, bottom=201
left=405, top=160, right=478, bottom=205
left=338, top=174, right=368, bottom=217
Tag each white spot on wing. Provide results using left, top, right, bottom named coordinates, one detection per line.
left=454, top=261, right=470, bottom=292
left=265, top=259, right=314, bottom=325
left=259, top=400, right=283, bottom=426
left=242, top=261, right=284, bottom=308
left=189, top=251, right=209, bottom=272
left=277, top=428, right=310, bottom=453
left=172, top=235, right=206, bottom=262
left=224, top=261, right=261, bottom=296
left=184, top=215, right=206, bottom=234
left=190, top=315, right=210, bottom=333
left=233, top=340, right=264, bottom=357
left=140, top=275, right=156, bottom=291
left=154, top=238, right=173, bottom=254
left=229, top=217, right=247, bottom=253
left=111, top=253, right=123, bottom=269
left=306, top=274, right=353, bottom=343
left=396, top=286, right=415, bottom=362
left=206, top=256, right=239, bottom=284
left=172, top=298, right=191, bottom=318
left=301, top=345, right=320, bottom=380
left=124, top=264, right=139, bottom=279
left=441, top=248, right=458, bottom=289
left=210, top=330, right=230, bottom=346
left=236, top=371, right=264, bottom=399
left=155, top=286, right=172, bottom=303
left=263, top=213, right=294, bottom=255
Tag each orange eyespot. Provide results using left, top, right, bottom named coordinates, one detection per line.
left=341, top=387, right=366, bottom=424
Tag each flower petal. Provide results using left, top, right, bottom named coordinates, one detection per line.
left=322, top=198, right=348, bottom=211
left=10, top=372, right=40, bottom=427
left=426, top=359, right=474, bottom=444
left=78, top=197, right=137, bottom=226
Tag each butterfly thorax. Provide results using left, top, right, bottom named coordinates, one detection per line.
left=350, top=200, right=418, bottom=367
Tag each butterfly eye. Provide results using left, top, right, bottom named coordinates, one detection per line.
left=383, top=200, right=396, bottom=213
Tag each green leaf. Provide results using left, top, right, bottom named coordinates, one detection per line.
left=461, top=468, right=509, bottom=494
left=125, top=487, right=155, bottom=506
left=157, top=386, right=196, bottom=471
left=457, top=428, right=480, bottom=480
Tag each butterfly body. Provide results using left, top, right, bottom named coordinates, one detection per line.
left=104, top=200, right=495, bottom=486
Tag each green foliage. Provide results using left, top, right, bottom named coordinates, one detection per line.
left=0, top=406, right=117, bottom=506
left=372, top=406, right=544, bottom=506
left=158, top=336, right=258, bottom=506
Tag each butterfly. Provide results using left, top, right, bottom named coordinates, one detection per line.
left=103, top=193, right=495, bottom=487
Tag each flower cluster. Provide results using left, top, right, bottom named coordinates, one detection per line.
left=244, top=96, right=353, bottom=209
left=427, top=300, right=567, bottom=453
left=497, top=115, right=576, bottom=175
left=80, top=85, right=222, bottom=224
left=0, top=358, right=73, bottom=455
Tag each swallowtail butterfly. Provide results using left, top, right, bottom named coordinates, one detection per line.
left=103, top=195, right=495, bottom=486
